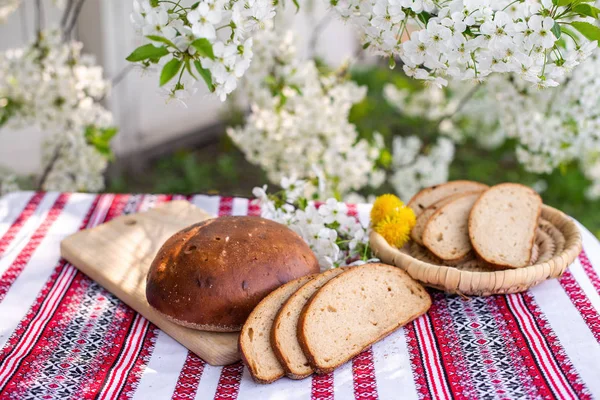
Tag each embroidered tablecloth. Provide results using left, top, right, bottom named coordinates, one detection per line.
left=0, top=191, right=599, bottom=400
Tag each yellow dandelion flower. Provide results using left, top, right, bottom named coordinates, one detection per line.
left=373, top=207, right=416, bottom=248
left=370, top=194, right=405, bottom=225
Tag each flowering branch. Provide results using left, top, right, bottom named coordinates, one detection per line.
left=0, top=31, right=115, bottom=192
left=63, top=0, right=86, bottom=41
left=34, top=0, right=43, bottom=38
left=436, top=82, right=482, bottom=128
left=253, top=177, right=375, bottom=269
left=37, top=145, right=62, bottom=191
left=60, top=0, right=75, bottom=29
left=308, top=12, right=333, bottom=58
left=126, top=0, right=276, bottom=102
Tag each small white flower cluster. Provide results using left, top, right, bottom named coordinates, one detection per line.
left=129, top=0, right=276, bottom=102
left=0, top=31, right=114, bottom=192
left=332, top=0, right=598, bottom=88
left=228, top=27, right=384, bottom=199
left=253, top=178, right=372, bottom=269
left=41, top=130, right=109, bottom=192
left=389, top=135, right=455, bottom=201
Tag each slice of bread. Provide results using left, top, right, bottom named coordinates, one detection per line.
left=422, top=192, right=481, bottom=261
left=298, top=263, right=431, bottom=374
left=240, top=274, right=315, bottom=383
left=408, top=180, right=489, bottom=216
left=469, top=183, right=542, bottom=268
left=411, top=191, right=483, bottom=245
left=272, top=267, right=347, bottom=379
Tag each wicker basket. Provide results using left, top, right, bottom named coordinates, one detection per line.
left=369, top=205, right=582, bottom=296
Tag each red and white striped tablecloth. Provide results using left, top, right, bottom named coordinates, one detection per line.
left=0, top=191, right=599, bottom=400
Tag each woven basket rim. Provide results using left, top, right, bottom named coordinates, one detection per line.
left=369, top=204, right=583, bottom=296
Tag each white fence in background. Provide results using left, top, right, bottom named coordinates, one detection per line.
left=0, top=0, right=357, bottom=175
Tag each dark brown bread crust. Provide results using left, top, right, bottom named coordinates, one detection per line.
left=146, top=216, right=320, bottom=332
left=297, top=264, right=432, bottom=375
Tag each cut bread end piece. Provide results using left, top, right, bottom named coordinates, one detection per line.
left=422, top=192, right=481, bottom=261
left=239, top=274, right=315, bottom=383
left=298, top=263, right=431, bottom=374
left=407, top=180, right=489, bottom=216
left=411, top=190, right=484, bottom=245
left=272, top=267, right=347, bottom=379
left=469, top=183, right=542, bottom=269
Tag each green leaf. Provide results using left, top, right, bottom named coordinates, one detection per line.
left=190, top=38, right=215, bottom=60
left=573, top=3, right=600, bottom=18
left=417, top=11, right=431, bottom=25
left=570, top=21, right=600, bottom=42
left=377, top=149, right=392, bottom=168
left=126, top=44, right=169, bottom=62
left=84, top=125, right=118, bottom=160
left=146, top=35, right=177, bottom=49
left=297, top=197, right=308, bottom=211
left=100, top=127, right=118, bottom=141
left=194, top=60, right=215, bottom=92
left=362, top=41, right=371, bottom=50
left=389, top=57, right=396, bottom=69
left=150, top=0, right=159, bottom=6
left=292, top=0, right=300, bottom=12
left=551, top=22, right=561, bottom=39
left=160, top=58, right=183, bottom=86
left=191, top=1, right=200, bottom=9
left=554, top=0, right=594, bottom=5
left=185, top=59, right=197, bottom=79
left=555, top=0, right=575, bottom=6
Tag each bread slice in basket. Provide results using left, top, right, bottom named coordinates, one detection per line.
left=407, top=180, right=489, bottom=216
left=411, top=191, right=484, bottom=245
left=271, top=267, right=347, bottom=379
left=422, top=192, right=481, bottom=261
left=298, top=263, right=431, bottom=374
left=240, top=274, right=315, bottom=383
left=469, top=183, right=542, bottom=268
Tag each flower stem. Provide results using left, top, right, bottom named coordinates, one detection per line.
left=34, top=0, right=43, bottom=39
left=63, top=0, right=87, bottom=41
left=38, top=145, right=63, bottom=191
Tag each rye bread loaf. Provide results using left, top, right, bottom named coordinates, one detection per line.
left=271, top=267, right=347, bottom=379
left=411, top=191, right=483, bottom=245
left=298, top=263, right=431, bottom=374
left=408, top=181, right=489, bottom=216
left=146, top=216, right=319, bottom=332
left=422, top=192, right=482, bottom=261
left=240, top=275, right=315, bottom=383
left=469, top=183, right=542, bottom=268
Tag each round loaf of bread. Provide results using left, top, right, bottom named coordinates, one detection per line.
left=146, top=216, right=320, bottom=332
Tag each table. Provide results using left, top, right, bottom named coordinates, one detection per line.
left=0, top=191, right=599, bottom=400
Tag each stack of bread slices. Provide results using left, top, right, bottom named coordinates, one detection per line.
left=408, top=181, right=543, bottom=269
left=239, top=263, right=431, bottom=383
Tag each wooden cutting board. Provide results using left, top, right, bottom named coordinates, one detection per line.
left=60, top=200, right=240, bottom=366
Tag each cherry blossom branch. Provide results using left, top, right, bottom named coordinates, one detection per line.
left=37, top=145, right=63, bottom=191
left=308, top=12, right=332, bottom=58
left=111, top=64, right=134, bottom=87
left=60, top=0, right=74, bottom=29
left=63, top=0, right=86, bottom=41
left=34, top=0, right=43, bottom=38
left=436, top=82, right=482, bottom=128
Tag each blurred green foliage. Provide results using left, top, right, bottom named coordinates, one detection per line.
left=108, top=64, right=600, bottom=238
